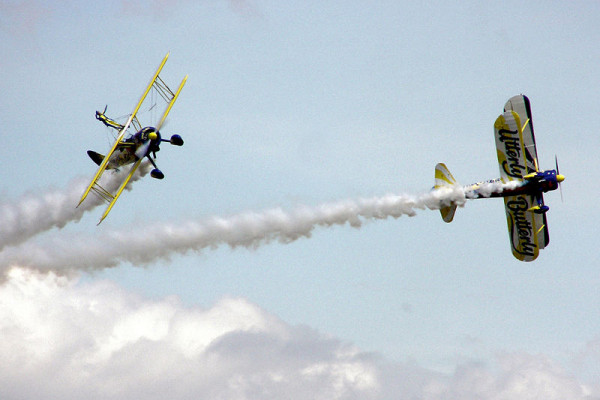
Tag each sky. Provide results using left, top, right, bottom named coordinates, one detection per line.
left=1, top=1, right=599, bottom=399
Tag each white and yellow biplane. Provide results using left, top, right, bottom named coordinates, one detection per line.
left=77, top=53, right=188, bottom=224
left=435, top=95, right=565, bottom=261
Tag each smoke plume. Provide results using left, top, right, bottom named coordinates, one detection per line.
left=0, top=185, right=469, bottom=274
left=0, top=180, right=518, bottom=276
left=0, top=163, right=151, bottom=251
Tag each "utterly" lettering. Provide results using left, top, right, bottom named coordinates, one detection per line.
left=498, top=128, right=525, bottom=179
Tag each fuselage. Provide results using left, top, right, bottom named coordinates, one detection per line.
left=465, top=169, right=564, bottom=200
left=106, top=127, right=161, bottom=169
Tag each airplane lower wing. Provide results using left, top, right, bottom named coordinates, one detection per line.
left=97, top=157, right=145, bottom=225
left=503, top=194, right=548, bottom=262
left=77, top=139, right=123, bottom=208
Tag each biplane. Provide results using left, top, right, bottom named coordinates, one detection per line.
left=77, top=53, right=188, bottom=224
left=434, top=95, right=565, bottom=261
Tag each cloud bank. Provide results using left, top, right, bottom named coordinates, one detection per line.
left=0, top=268, right=597, bottom=400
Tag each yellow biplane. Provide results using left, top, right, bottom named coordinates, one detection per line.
left=77, top=53, right=188, bottom=224
left=434, top=95, right=565, bottom=261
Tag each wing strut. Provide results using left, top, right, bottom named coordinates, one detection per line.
left=157, top=74, right=188, bottom=130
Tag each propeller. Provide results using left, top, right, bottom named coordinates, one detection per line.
left=135, top=139, right=152, bottom=159
left=555, top=155, right=564, bottom=201
left=135, top=130, right=159, bottom=159
left=158, top=118, right=168, bottom=130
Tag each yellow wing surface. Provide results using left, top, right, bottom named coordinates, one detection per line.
left=97, top=158, right=145, bottom=224
left=504, top=94, right=539, bottom=174
left=77, top=53, right=188, bottom=224
left=503, top=194, right=544, bottom=261
left=494, top=110, right=528, bottom=182
left=494, top=105, right=548, bottom=261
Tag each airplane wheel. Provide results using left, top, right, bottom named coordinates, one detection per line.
left=151, top=169, right=164, bottom=179
left=170, top=134, right=184, bottom=146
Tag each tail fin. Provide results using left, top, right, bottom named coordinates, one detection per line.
left=434, top=163, right=458, bottom=223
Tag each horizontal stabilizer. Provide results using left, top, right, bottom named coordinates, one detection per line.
left=435, top=163, right=459, bottom=223
left=440, top=204, right=458, bottom=223
left=87, top=151, right=105, bottom=166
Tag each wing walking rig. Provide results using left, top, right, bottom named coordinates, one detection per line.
left=77, top=53, right=188, bottom=224
left=434, top=95, right=565, bottom=262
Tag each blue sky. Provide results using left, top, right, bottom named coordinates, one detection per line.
left=1, top=1, right=599, bottom=398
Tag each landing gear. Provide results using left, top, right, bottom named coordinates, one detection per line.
left=145, top=154, right=164, bottom=179
left=142, top=133, right=183, bottom=179
left=151, top=168, right=164, bottom=179
left=170, top=134, right=184, bottom=146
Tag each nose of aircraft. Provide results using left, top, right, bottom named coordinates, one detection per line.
left=148, top=131, right=158, bottom=141
left=556, top=174, right=565, bottom=183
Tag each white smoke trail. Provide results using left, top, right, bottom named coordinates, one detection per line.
left=0, top=163, right=151, bottom=251
left=0, top=185, right=468, bottom=274
left=0, top=180, right=518, bottom=275
left=464, top=179, right=521, bottom=198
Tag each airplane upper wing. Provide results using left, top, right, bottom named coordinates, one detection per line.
left=503, top=94, right=539, bottom=175
left=503, top=194, right=549, bottom=261
left=156, top=75, right=188, bottom=131
left=494, top=110, right=530, bottom=182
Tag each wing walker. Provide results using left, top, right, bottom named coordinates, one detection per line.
left=434, top=95, right=565, bottom=261
left=77, top=53, right=188, bottom=224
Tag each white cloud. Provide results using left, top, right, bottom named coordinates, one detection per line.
left=0, top=267, right=597, bottom=400
left=425, top=354, right=599, bottom=400
left=0, top=267, right=380, bottom=400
